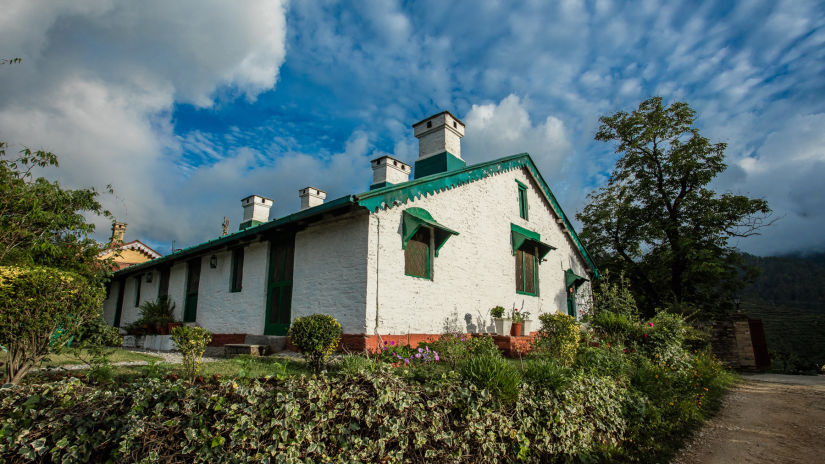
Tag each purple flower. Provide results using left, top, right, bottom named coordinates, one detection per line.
left=415, top=353, right=421, bottom=359
left=417, top=347, right=424, bottom=353
left=434, top=353, right=440, bottom=362
left=425, top=346, right=430, bottom=352
left=404, top=359, right=409, bottom=365
left=390, top=340, right=395, bottom=346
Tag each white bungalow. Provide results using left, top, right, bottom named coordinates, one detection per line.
left=103, top=111, right=597, bottom=350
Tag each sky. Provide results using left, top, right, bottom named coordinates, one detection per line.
left=1, top=0, right=824, bottom=257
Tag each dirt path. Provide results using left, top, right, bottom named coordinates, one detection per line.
left=673, top=374, right=825, bottom=464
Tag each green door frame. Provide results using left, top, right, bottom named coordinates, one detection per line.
left=567, top=287, right=576, bottom=317
left=265, top=235, right=295, bottom=335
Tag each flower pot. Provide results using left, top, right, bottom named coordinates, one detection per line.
left=494, top=317, right=512, bottom=336
left=510, top=322, right=524, bottom=337
left=168, top=322, right=182, bottom=332
left=522, top=319, right=533, bottom=336
left=155, top=323, right=168, bottom=335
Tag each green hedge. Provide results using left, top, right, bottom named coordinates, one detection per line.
left=0, top=352, right=733, bottom=463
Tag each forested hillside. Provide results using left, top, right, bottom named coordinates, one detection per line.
left=740, top=253, right=825, bottom=373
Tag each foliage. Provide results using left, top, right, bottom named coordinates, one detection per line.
left=0, top=327, right=735, bottom=463
left=458, top=353, right=522, bottom=403
left=511, top=307, right=530, bottom=323
left=73, top=317, right=122, bottom=348
left=0, top=265, right=104, bottom=384
left=288, top=314, right=342, bottom=371
left=589, top=311, right=641, bottom=346
left=522, top=358, right=574, bottom=391
left=533, top=313, right=581, bottom=365
left=490, top=305, right=505, bottom=318
left=170, top=326, right=212, bottom=381
left=577, top=97, right=771, bottom=318
left=137, top=295, right=177, bottom=327
left=0, top=142, right=113, bottom=283
left=641, top=312, right=688, bottom=362
left=592, top=271, right=639, bottom=318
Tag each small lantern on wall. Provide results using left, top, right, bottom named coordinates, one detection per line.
left=210, top=255, right=218, bottom=268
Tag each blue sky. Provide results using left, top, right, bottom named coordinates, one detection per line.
left=1, top=0, right=824, bottom=256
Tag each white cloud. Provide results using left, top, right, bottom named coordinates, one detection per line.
left=0, top=0, right=289, bottom=248
left=463, top=95, right=571, bottom=175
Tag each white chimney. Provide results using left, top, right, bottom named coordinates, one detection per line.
left=299, top=187, right=326, bottom=210
left=240, top=195, right=273, bottom=230
left=412, top=111, right=465, bottom=160
left=371, top=155, right=411, bottom=190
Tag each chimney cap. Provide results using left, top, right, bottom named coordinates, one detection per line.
left=411, top=110, right=465, bottom=129
left=298, top=186, right=327, bottom=196
left=371, top=155, right=411, bottom=171
left=241, top=194, right=273, bottom=204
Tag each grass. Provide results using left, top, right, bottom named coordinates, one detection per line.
left=0, top=348, right=162, bottom=369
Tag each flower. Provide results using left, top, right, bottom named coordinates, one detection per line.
left=415, top=353, right=421, bottom=359
left=649, top=322, right=654, bottom=327
left=417, top=347, right=424, bottom=353
left=390, top=340, right=395, bottom=346
left=434, top=353, right=440, bottom=362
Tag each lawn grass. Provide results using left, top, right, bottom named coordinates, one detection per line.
left=0, top=348, right=162, bottom=369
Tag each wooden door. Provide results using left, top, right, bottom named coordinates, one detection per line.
left=265, top=236, right=295, bottom=335
left=183, top=258, right=201, bottom=322
left=113, top=280, right=125, bottom=327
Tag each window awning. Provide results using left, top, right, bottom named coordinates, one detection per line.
left=565, top=269, right=588, bottom=290
left=402, top=207, right=459, bottom=257
left=510, top=223, right=555, bottom=260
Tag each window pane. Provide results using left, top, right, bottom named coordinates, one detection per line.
left=515, top=249, right=524, bottom=292
left=524, top=249, right=536, bottom=294
left=405, top=228, right=430, bottom=278
left=231, top=248, right=244, bottom=291
left=518, top=187, right=528, bottom=220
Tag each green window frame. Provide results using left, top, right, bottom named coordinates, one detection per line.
left=516, top=245, right=538, bottom=295
left=405, top=227, right=431, bottom=279
left=230, top=247, right=244, bottom=292
left=133, top=276, right=142, bottom=307
left=516, top=180, right=528, bottom=220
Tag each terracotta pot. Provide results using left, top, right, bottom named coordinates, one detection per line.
left=510, top=322, right=524, bottom=337
left=155, top=323, right=168, bottom=335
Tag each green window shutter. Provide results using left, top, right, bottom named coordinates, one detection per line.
left=516, top=180, right=528, bottom=220
left=510, top=223, right=555, bottom=260
left=516, top=246, right=538, bottom=296
left=405, top=228, right=431, bottom=279
left=402, top=207, right=458, bottom=257
left=230, top=247, right=244, bottom=292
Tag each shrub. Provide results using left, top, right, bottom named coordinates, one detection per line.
left=338, top=354, right=382, bottom=377
left=288, top=314, right=342, bottom=371
left=458, top=352, right=522, bottom=403
left=642, top=312, right=688, bottom=363
left=170, top=325, right=212, bottom=381
left=523, top=358, right=574, bottom=391
left=420, top=334, right=499, bottom=367
left=138, top=295, right=177, bottom=326
left=575, top=345, right=632, bottom=378
left=590, top=310, right=641, bottom=346
left=533, top=313, right=581, bottom=365
left=73, top=317, right=122, bottom=347
left=592, top=271, right=640, bottom=317
left=0, top=265, right=104, bottom=384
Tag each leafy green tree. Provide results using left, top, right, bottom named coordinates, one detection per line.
left=0, top=141, right=113, bottom=283
left=1, top=266, right=105, bottom=384
left=577, top=97, right=771, bottom=318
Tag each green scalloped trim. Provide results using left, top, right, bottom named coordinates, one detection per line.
left=356, top=153, right=599, bottom=278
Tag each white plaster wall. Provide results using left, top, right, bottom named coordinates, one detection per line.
left=365, top=166, right=593, bottom=335
left=116, top=271, right=159, bottom=326
left=292, top=213, right=371, bottom=334
left=192, top=241, right=269, bottom=334
left=101, top=280, right=120, bottom=325
left=167, top=262, right=188, bottom=322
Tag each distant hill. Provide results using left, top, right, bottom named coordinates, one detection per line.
left=739, top=252, right=825, bottom=373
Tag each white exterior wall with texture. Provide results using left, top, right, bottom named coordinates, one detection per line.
left=292, top=213, right=371, bottom=334
left=364, top=166, right=592, bottom=335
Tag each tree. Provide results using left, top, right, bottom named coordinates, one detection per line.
left=0, top=266, right=105, bottom=384
left=577, top=97, right=771, bottom=318
left=0, top=141, right=113, bottom=283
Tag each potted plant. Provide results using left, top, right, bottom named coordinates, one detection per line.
left=521, top=311, right=533, bottom=336
left=138, top=296, right=177, bottom=335
left=490, top=306, right=511, bottom=336
left=510, top=308, right=527, bottom=336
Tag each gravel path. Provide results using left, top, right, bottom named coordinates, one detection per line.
left=672, top=375, right=825, bottom=464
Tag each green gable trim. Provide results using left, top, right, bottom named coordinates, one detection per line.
left=414, top=151, right=466, bottom=179
left=565, top=269, right=588, bottom=290
left=510, top=223, right=555, bottom=260
left=239, top=219, right=264, bottom=230
left=356, top=153, right=598, bottom=278
left=402, top=207, right=458, bottom=257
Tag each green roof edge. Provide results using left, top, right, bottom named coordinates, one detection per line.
left=355, top=153, right=599, bottom=278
